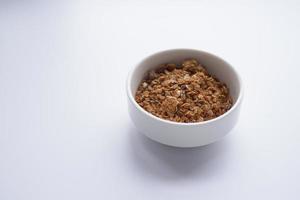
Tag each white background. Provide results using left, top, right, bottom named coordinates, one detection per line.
left=1, top=0, right=300, bottom=199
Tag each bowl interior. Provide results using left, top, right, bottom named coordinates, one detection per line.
left=129, top=49, right=241, bottom=105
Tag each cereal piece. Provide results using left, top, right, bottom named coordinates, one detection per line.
left=142, top=82, right=148, bottom=88
left=162, top=96, right=179, bottom=114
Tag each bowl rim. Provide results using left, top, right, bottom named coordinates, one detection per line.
left=126, top=48, right=243, bottom=126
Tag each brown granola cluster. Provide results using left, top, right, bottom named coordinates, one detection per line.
left=135, top=59, right=233, bottom=123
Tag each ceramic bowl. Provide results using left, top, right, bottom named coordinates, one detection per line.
left=126, top=49, right=243, bottom=147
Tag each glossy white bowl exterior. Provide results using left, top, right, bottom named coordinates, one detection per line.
left=127, top=49, right=243, bottom=147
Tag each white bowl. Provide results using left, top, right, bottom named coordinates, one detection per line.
left=126, top=49, right=243, bottom=147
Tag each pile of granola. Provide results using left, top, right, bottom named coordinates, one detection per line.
left=135, top=59, right=233, bottom=123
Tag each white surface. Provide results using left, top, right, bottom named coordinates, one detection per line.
left=127, top=49, right=243, bottom=147
left=0, top=1, right=300, bottom=199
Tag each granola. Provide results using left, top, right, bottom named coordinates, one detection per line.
left=135, top=59, right=233, bottom=123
